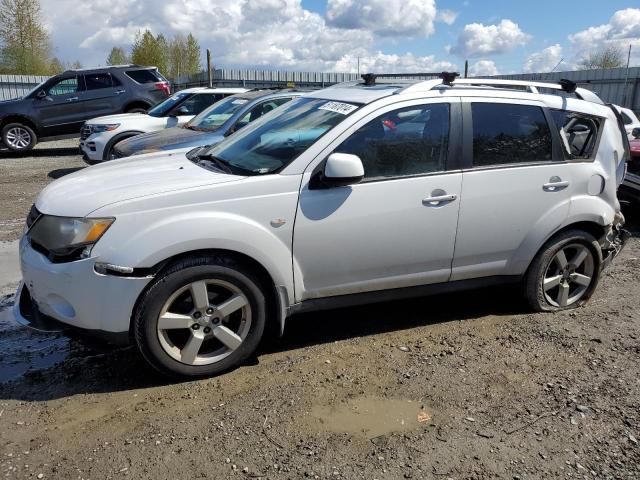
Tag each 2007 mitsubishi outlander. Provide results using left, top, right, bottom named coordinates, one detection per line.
left=14, top=74, right=630, bottom=377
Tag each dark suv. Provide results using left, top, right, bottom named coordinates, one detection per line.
left=0, top=65, right=170, bottom=152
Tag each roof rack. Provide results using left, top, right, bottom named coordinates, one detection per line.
left=361, top=72, right=460, bottom=86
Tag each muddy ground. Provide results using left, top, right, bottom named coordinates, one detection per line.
left=0, top=142, right=639, bottom=479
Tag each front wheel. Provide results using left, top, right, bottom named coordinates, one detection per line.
left=2, top=123, right=37, bottom=152
left=133, top=255, right=266, bottom=378
left=524, top=230, right=601, bottom=312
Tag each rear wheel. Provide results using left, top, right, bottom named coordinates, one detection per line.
left=2, top=123, right=37, bottom=152
left=525, top=230, right=601, bottom=311
left=125, top=106, right=147, bottom=114
left=134, top=255, right=266, bottom=377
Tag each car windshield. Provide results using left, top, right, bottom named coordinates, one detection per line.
left=147, top=92, right=192, bottom=117
left=199, top=97, right=360, bottom=175
left=185, top=96, right=250, bottom=131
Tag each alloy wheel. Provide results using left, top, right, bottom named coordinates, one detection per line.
left=157, top=279, right=251, bottom=365
left=6, top=127, right=31, bottom=149
left=542, top=243, right=595, bottom=308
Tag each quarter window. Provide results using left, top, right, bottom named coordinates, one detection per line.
left=551, top=110, right=601, bottom=160
left=471, top=103, right=553, bottom=166
left=334, top=103, right=450, bottom=180
left=84, top=73, right=113, bottom=90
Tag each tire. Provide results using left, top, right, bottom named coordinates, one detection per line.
left=524, top=229, right=602, bottom=312
left=2, top=123, right=37, bottom=152
left=133, top=255, right=267, bottom=378
left=126, top=107, right=147, bottom=114
left=103, top=134, right=140, bottom=161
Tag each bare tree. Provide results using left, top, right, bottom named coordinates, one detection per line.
left=0, top=0, right=51, bottom=74
left=578, top=45, right=625, bottom=70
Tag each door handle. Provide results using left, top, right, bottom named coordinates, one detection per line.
left=114, top=90, right=126, bottom=95
left=66, top=97, right=79, bottom=102
left=542, top=178, right=570, bottom=191
left=422, top=193, right=457, bottom=205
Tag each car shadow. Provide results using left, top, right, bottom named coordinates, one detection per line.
left=48, top=167, right=84, bottom=179
left=0, top=284, right=525, bottom=402
left=0, top=147, right=80, bottom=159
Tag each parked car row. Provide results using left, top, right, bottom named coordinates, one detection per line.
left=13, top=73, right=631, bottom=378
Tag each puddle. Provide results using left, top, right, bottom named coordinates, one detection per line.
left=0, top=299, right=71, bottom=383
left=308, top=396, right=431, bottom=438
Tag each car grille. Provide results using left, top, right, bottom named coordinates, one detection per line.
left=80, top=125, right=92, bottom=140
left=26, top=204, right=40, bottom=229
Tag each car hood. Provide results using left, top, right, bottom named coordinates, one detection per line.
left=115, top=127, right=224, bottom=156
left=35, top=150, right=240, bottom=217
left=85, top=113, right=147, bottom=124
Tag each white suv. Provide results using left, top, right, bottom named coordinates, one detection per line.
left=79, top=87, right=247, bottom=162
left=15, top=75, right=629, bottom=378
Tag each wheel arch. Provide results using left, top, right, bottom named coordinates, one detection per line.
left=102, top=130, right=145, bottom=160
left=129, top=248, right=288, bottom=342
left=0, top=115, right=40, bottom=135
left=123, top=100, right=152, bottom=113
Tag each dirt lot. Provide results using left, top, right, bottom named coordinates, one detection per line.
left=0, top=143, right=639, bottom=479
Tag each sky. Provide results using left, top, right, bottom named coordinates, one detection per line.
left=40, top=0, right=640, bottom=75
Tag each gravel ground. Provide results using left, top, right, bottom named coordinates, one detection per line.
left=0, top=143, right=638, bottom=479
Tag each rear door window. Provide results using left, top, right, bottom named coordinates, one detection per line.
left=125, top=69, right=162, bottom=84
left=471, top=103, right=553, bottom=167
left=84, top=73, right=113, bottom=90
left=550, top=110, right=601, bottom=160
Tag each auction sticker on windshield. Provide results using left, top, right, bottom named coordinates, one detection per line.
left=319, top=101, right=358, bottom=115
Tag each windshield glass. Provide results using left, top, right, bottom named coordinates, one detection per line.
left=147, top=92, right=192, bottom=117
left=186, top=96, right=250, bottom=131
left=23, top=80, right=48, bottom=99
left=201, top=97, right=360, bottom=175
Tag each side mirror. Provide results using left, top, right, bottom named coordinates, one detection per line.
left=632, top=127, right=640, bottom=139
left=310, top=153, right=364, bottom=189
left=36, top=90, right=47, bottom=99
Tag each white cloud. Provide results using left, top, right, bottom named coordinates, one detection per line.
left=568, top=8, right=640, bottom=65
left=450, top=19, right=531, bottom=58
left=436, top=9, right=458, bottom=25
left=334, top=52, right=457, bottom=73
left=325, top=0, right=437, bottom=37
left=523, top=44, right=563, bottom=73
left=468, top=59, right=499, bottom=76
left=41, top=0, right=459, bottom=73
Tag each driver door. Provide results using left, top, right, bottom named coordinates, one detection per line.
left=33, top=75, right=87, bottom=136
left=293, top=99, right=462, bottom=301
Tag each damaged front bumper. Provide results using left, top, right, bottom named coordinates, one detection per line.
left=600, top=212, right=631, bottom=270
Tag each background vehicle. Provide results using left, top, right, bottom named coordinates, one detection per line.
left=619, top=127, right=640, bottom=204
left=14, top=76, right=628, bottom=378
left=0, top=65, right=170, bottom=153
left=111, top=89, right=304, bottom=158
left=80, top=87, right=248, bottom=162
left=614, top=105, right=640, bottom=139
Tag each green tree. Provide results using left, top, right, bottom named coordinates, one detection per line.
left=166, top=33, right=201, bottom=80
left=106, top=46, right=129, bottom=66
left=0, top=0, right=51, bottom=74
left=48, top=57, right=64, bottom=74
left=578, top=45, right=625, bottom=70
left=184, top=33, right=201, bottom=76
left=131, top=29, right=167, bottom=75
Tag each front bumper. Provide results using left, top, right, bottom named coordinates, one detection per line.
left=79, top=132, right=112, bottom=163
left=14, top=237, right=152, bottom=335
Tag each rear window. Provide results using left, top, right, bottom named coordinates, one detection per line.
left=125, top=69, right=162, bottom=84
left=471, top=103, right=553, bottom=166
left=551, top=110, right=601, bottom=160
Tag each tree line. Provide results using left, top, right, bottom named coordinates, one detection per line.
left=0, top=0, right=201, bottom=77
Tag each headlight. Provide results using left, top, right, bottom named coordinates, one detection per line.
left=90, top=124, right=120, bottom=133
left=28, top=216, right=115, bottom=258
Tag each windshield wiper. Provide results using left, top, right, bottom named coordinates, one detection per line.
left=197, top=152, right=256, bottom=176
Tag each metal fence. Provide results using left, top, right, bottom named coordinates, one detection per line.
left=0, top=67, right=638, bottom=113
left=488, top=67, right=640, bottom=113
left=0, top=74, right=48, bottom=100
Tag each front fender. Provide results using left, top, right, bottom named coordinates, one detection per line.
left=92, top=210, right=296, bottom=305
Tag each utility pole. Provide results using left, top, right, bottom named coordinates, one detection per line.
left=206, top=49, right=212, bottom=88
left=622, top=44, right=632, bottom=107
left=464, top=60, right=468, bottom=78
left=357, top=56, right=360, bottom=75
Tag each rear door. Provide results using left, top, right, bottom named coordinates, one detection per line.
left=452, top=99, right=571, bottom=280
left=33, top=75, right=86, bottom=136
left=81, top=72, right=120, bottom=119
